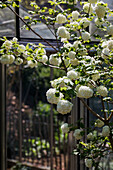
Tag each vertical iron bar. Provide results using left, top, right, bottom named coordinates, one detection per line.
left=15, top=1, right=20, bottom=40
left=19, top=66, right=22, bottom=162
left=0, top=64, right=6, bottom=170
left=50, top=67, right=53, bottom=170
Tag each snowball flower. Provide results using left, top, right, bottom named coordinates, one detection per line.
left=107, top=40, right=113, bottom=50
left=49, top=54, right=61, bottom=66
left=70, top=21, right=79, bottom=31
left=57, top=100, right=73, bottom=114
left=46, top=88, right=63, bottom=104
left=77, top=86, right=93, bottom=99
left=92, top=72, right=100, bottom=81
left=67, top=70, right=79, bottom=80
left=8, top=55, right=15, bottom=64
left=102, top=126, right=110, bottom=137
left=27, top=60, right=37, bottom=68
left=73, top=129, right=82, bottom=140
left=89, top=0, right=97, bottom=3
left=15, top=58, right=23, bottom=65
left=97, top=85, right=108, bottom=97
left=102, top=48, right=110, bottom=59
left=82, top=32, right=90, bottom=41
left=95, top=1, right=106, bottom=18
left=18, top=44, right=26, bottom=52
left=39, top=55, right=48, bottom=63
left=1, top=54, right=10, bottom=64
left=83, top=3, right=93, bottom=14
left=70, top=58, right=79, bottom=66
left=73, top=41, right=82, bottom=49
left=107, top=25, right=113, bottom=36
left=57, top=26, right=70, bottom=39
left=12, top=37, right=18, bottom=43
left=80, top=18, right=90, bottom=28
left=61, top=123, right=69, bottom=133
left=56, top=14, right=66, bottom=24
left=85, top=159, right=92, bottom=168
left=95, top=18, right=104, bottom=26
left=87, top=133, right=94, bottom=140
left=72, top=11, right=79, bottom=20
left=2, top=40, right=12, bottom=50
left=95, top=119, right=104, bottom=128
left=68, top=51, right=76, bottom=59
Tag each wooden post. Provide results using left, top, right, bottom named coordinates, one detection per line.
left=0, top=64, right=6, bottom=170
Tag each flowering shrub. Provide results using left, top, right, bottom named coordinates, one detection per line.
left=0, top=0, right=113, bottom=169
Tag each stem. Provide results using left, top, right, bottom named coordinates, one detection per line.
left=109, top=135, right=113, bottom=152
left=7, top=5, right=58, bottom=52
left=80, top=98, right=105, bottom=122
left=101, top=96, right=107, bottom=120
left=107, top=111, right=113, bottom=121
left=36, top=59, right=65, bottom=70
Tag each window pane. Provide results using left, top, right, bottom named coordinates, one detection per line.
left=0, top=7, right=15, bottom=37
left=20, top=0, right=55, bottom=39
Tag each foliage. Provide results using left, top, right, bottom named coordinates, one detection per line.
left=0, top=0, right=113, bottom=169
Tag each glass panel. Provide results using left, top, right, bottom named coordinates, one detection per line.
left=20, top=0, right=55, bottom=39
left=0, top=7, right=15, bottom=37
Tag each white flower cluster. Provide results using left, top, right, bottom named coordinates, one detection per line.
left=68, top=51, right=76, bottom=59
left=102, top=126, right=110, bottom=137
left=1, top=54, right=15, bottom=64
left=107, top=25, right=113, bottom=36
left=72, top=11, right=79, bottom=20
left=92, top=72, right=100, bottom=81
left=61, top=123, right=69, bottom=133
left=82, top=32, right=90, bottom=41
left=2, top=40, right=12, bottom=50
left=73, top=129, right=82, bottom=140
left=15, top=58, right=23, bottom=65
left=51, top=76, right=73, bottom=88
left=46, top=88, right=63, bottom=104
left=57, top=26, right=70, bottom=39
left=67, top=70, right=79, bottom=80
left=87, top=132, right=94, bottom=140
left=85, top=158, right=92, bottom=168
left=77, top=86, right=93, bottom=99
left=18, top=44, right=26, bottom=52
left=95, top=18, right=104, bottom=26
left=95, top=1, right=106, bottom=18
left=83, top=3, right=94, bottom=14
left=95, top=119, right=104, bottom=127
left=107, top=40, right=113, bottom=50
left=38, top=55, right=48, bottom=63
left=80, top=18, right=90, bottom=28
left=49, top=54, right=61, bottom=66
left=101, top=48, right=110, bottom=59
left=73, top=41, right=81, bottom=49
left=57, top=100, right=73, bottom=114
left=56, top=14, right=66, bottom=24
left=27, top=60, right=37, bottom=68
left=97, top=85, right=108, bottom=97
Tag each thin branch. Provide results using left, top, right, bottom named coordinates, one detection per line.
left=80, top=98, right=105, bottom=122
left=36, top=59, right=65, bottom=70
left=7, top=5, right=58, bottom=52
left=101, top=96, right=107, bottom=120
left=107, top=111, right=113, bottom=121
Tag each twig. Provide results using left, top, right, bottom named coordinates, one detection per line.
left=7, top=5, right=58, bottom=52
left=80, top=98, right=105, bottom=122
left=107, top=111, right=113, bottom=121
left=101, top=96, right=107, bottom=120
